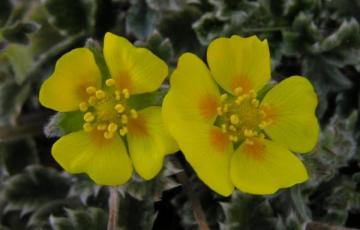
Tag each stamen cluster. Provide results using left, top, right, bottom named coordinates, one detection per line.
left=79, top=79, right=138, bottom=139
left=216, top=87, right=273, bottom=144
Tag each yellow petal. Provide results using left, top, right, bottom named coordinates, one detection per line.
left=103, top=32, right=168, bottom=94
left=230, top=138, right=308, bottom=195
left=207, top=35, right=270, bottom=94
left=39, top=48, right=101, bottom=112
left=52, top=131, right=133, bottom=185
left=261, top=76, right=319, bottom=153
left=167, top=121, right=234, bottom=196
left=162, top=52, right=220, bottom=126
left=127, top=106, right=178, bottom=180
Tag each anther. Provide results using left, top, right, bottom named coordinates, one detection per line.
left=86, top=86, right=97, bottom=94
left=115, top=104, right=125, bottom=113
left=221, top=124, right=227, bottom=133
left=244, top=129, right=257, bottom=137
left=230, top=114, right=240, bottom=124
left=121, top=114, right=128, bottom=124
left=229, top=125, right=237, bottom=132
left=245, top=138, right=254, bottom=145
left=130, top=109, right=138, bottom=118
left=79, top=102, right=88, bottom=112
left=223, top=104, right=229, bottom=113
left=95, top=90, right=106, bottom=99
left=251, top=98, right=259, bottom=107
left=83, top=123, right=93, bottom=132
left=122, top=89, right=130, bottom=99
left=88, top=96, right=97, bottom=106
left=119, top=127, right=128, bottom=136
left=104, top=131, right=114, bottom=139
left=107, top=122, right=118, bottom=132
left=235, top=96, right=245, bottom=105
left=83, top=112, right=95, bottom=122
left=234, top=87, right=243, bottom=96
left=105, top=79, right=115, bottom=86
left=216, top=107, right=223, bottom=115
left=220, top=94, right=228, bottom=102
left=97, top=123, right=107, bottom=130
left=115, top=90, right=121, bottom=100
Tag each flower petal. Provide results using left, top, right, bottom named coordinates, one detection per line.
left=162, top=52, right=220, bottom=126
left=52, top=131, right=133, bottom=185
left=127, top=106, right=178, bottom=180
left=39, top=48, right=101, bottom=112
left=103, top=32, right=168, bottom=94
left=261, top=76, right=319, bottom=153
left=230, top=138, right=308, bottom=195
left=166, top=121, right=234, bottom=196
left=207, top=35, right=270, bottom=94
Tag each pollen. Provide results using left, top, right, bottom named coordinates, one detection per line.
left=105, top=79, right=115, bottom=86
left=79, top=102, right=88, bottom=112
left=216, top=89, right=274, bottom=144
left=79, top=84, right=137, bottom=139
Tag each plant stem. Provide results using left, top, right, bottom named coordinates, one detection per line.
left=107, top=186, right=119, bottom=230
left=172, top=157, right=210, bottom=230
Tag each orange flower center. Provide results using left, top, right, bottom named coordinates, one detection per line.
left=216, top=87, right=273, bottom=144
left=78, top=78, right=138, bottom=139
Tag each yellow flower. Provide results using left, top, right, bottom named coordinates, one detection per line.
left=162, top=35, right=319, bottom=196
left=39, top=32, right=178, bottom=186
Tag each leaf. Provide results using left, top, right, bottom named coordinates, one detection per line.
left=126, top=0, right=159, bottom=40
left=2, top=21, right=39, bottom=45
left=118, top=193, right=157, bottom=230
left=3, top=44, right=33, bottom=84
left=42, top=0, right=96, bottom=35
left=4, top=165, right=70, bottom=214
left=0, top=80, right=31, bottom=125
left=0, top=0, right=12, bottom=26
left=44, top=111, right=83, bottom=137
left=0, top=137, right=39, bottom=175
left=221, top=191, right=275, bottom=230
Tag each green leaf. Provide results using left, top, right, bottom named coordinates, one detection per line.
left=126, top=0, right=159, bottom=40
left=2, top=21, right=39, bottom=45
left=118, top=193, right=157, bottom=230
left=4, top=165, right=70, bottom=214
left=0, top=80, right=30, bottom=125
left=44, top=111, right=83, bottom=137
left=42, top=0, right=96, bottom=35
left=221, top=191, right=275, bottom=230
left=0, top=138, right=38, bottom=175
left=0, top=0, right=12, bottom=26
left=3, top=44, right=33, bottom=84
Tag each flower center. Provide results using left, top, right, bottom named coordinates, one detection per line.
left=78, top=78, right=138, bottom=139
left=216, top=87, right=273, bottom=144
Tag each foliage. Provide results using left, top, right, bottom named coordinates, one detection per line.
left=0, top=0, right=359, bottom=229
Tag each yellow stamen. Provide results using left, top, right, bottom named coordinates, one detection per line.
left=119, top=127, right=128, bottom=136
left=83, top=123, right=93, bottom=132
left=105, top=79, right=115, bottom=86
left=107, top=122, right=118, bottom=132
left=83, top=112, right=95, bottom=122
left=229, top=125, right=237, bottom=131
left=130, top=109, right=138, bottom=118
left=230, top=114, right=240, bottom=125
left=86, top=86, right=97, bottom=94
left=88, top=96, right=97, bottom=106
left=95, top=90, right=106, bottom=99
left=121, top=114, right=128, bottom=124
left=245, top=138, right=254, bottom=145
left=114, top=104, right=125, bottom=113
left=115, top=90, right=121, bottom=100
left=97, top=123, right=107, bottom=130
left=220, top=94, right=228, bottom=102
left=234, top=87, right=243, bottom=96
left=223, top=104, right=229, bottom=113
left=221, top=124, right=227, bottom=133
left=79, top=102, right=88, bottom=112
left=251, top=98, right=259, bottom=107
left=122, top=88, right=130, bottom=99
left=235, top=96, right=245, bottom=105
left=244, top=129, right=257, bottom=137
left=104, top=131, right=114, bottom=139
left=216, top=107, right=223, bottom=115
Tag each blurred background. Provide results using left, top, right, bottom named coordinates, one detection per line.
left=0, top=0, right=360, bottom=229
